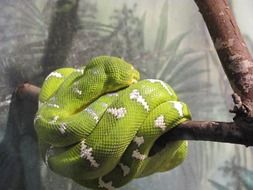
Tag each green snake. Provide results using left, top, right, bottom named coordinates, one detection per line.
left=34, top=56, right=191, bottom=190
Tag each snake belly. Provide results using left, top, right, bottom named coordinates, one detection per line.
left=34, top=56, right=191, bottom=190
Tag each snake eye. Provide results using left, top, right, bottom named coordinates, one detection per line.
left=104, top=57, right=140, bottom=87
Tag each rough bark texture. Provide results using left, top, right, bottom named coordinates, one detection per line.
left=194, top=0, right=253, bottom=119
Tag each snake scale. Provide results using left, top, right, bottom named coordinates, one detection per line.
left=34, top=56, right=191, bottom=190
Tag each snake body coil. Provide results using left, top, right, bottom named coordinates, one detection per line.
left=34, top=56, right=191, bottom=190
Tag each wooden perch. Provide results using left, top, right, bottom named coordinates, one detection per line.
left=16, top=83, right=40, bottom=103
left=14, top=0, right=253, bottom=147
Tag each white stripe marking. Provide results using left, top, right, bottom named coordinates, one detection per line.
left=130, top=89, right=149, bottom=111
left=73, top=87, right=82, bottom=95
left=132, top=149, right=146, bottom=160
left=107, top=107, right=127, bottom=119
left=119, top=163, right=130, bottom=176
left=47, top=103, right=60, bottom=108
left=98, top=177, right=115, bottom=190
left=49, top=115, right=59, bottom=124
left=80, top=140, right=99, bottom=168
left=45, top=72, right=63, bottom=80
left=101, top=103, right=108, bottom=108
left=76, top=68, right=84, bottom=74
left=85, top=108, right=99, bottom=124
left=133, top=136, right=144, bottom=147
left=148, top=79, right=173, bottom=95
left=173, top=102, right=184, bottom=117
left=59, top=123, right=67, bottom=134
left=154, top=115, right=166, bottom=131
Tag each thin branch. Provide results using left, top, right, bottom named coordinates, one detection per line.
left=159, top=121, right=252, bottom=146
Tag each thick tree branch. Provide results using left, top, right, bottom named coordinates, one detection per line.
left=194, top=0, right=253, bottom=119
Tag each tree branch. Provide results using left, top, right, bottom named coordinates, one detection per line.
left=16, top=83, right=40, bottom=103
left=194, top=0, right=253, bottom=119
left=159, top=121, right=252, bottom=146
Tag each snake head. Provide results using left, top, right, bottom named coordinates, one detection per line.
left=88, top=56, right=140, bottom=91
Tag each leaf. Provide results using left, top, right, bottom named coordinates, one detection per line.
left=18, top=40, right=45, bottom=50
left=172, top=68, right=209, bottom=85
left=1, top=33, right=45, bottom=44
left=155, top=56, right=173, bottom=79
left=138, top=12, right=146, bottom=49
left=4, top=2, right=40, bottom=26
left=208, top=179, right=230, bottom=190
left=172, top=80, right=212, bottom=93
left=166, top=31, right=190, bottom=53
left=77, top=22, right=114, bottom=33
left=165, top=50, right=204, bottom=81
left=23, top=0, right=43, bottom=22
left=154, top=0, right=169, bottom=51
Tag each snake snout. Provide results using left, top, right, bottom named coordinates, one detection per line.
left=130, top=68, right=140, bottom=84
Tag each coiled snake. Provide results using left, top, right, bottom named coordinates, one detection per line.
left=34, top=56, right=191, bottom=189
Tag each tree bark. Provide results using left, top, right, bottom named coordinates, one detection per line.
left=194, top=0, right=253, bottom=120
